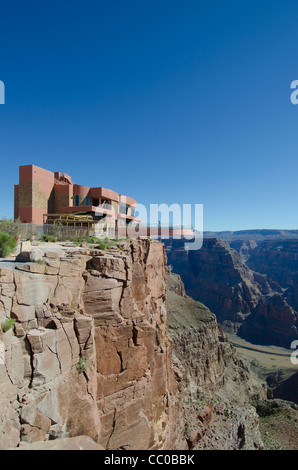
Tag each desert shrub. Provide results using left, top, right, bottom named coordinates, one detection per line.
left=1, top=317, right=16, bottom=333
left=0, top=218, right=21, bottom=238
left=76, top=357, right=90, bottom=373
left=256, top=401, right=282, bottom=417
left=88, top=237, right=101, bottom=244
left=42, top=234, right=57, bottom=243
left=0, top=232, right=17, bottom=257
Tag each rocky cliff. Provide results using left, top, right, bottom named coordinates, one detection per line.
left=246, top=240, right=298, bottom=289
left=166, top=271, right=265, bottom=450
left=165, top=238, right=274, bottom=332
left=0, top=238, right=272, bottom=450
left=164, top=238, right=298, bottom=347
left=0, top=240, right=184, bottom=450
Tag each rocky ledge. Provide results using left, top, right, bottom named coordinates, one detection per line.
left=0, top=239, right=269, bottom=451
left=0, top=239, right=183, bottom=450
left=166, top=271, right=266, bottom=450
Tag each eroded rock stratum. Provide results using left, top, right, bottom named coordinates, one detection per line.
left=0, top=239, right=267, bottom=450
left=0, top=240, right=183, bottom=450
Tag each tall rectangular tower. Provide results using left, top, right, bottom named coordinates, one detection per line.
left=14, top=165, right=55, bottom=224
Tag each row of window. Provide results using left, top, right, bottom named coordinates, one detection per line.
left=74, top=197, right=135, bottom=216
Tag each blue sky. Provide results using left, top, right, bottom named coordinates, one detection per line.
left=1, top=0, right=298, bottom=231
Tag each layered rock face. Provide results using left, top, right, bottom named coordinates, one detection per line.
left=167, top=272, right=234, bottom=398
left=166, top=272, right=265, bottom=450
left=165, top=238, right=298, bottom=347
left=0, top=240, right=183, bottom=450
left=233, top=239, right=298, bottom=347
left=238, top=294, right=298, bottom=347
left=85, top=241, right=183, bottom=450
left=0, top=255, right=100, bottom=449
left=229, top=239, right=258, bottom=263
left=165, top=238, right=273, bottom=332
left=246, top=240, right=298, bottom=288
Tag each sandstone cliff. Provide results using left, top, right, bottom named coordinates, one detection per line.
left=165, top=238, right=274, bottom=332
left=246, top=240, right=298, bottom=289
left=165, top=238, right=298, bottom=347
left=166, top=271, right=265, bottom=450
left=0, top=240, right=183, bottom=450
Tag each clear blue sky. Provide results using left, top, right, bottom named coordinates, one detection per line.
left=1, top=0, right=298, bottom=231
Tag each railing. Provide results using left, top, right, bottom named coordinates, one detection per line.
left=134, top=223, right=193, bottom=229
left=19, top=223, right=91, bottom=240
left=15, top=222, right=194, bottom=241
left=97, top=203, right=114, bottom=211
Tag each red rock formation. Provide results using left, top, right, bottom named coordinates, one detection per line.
left=166, top=271, right=266, bottom=450
left=165, top=238, right=298, bottom=347
left=165, top=238, right=274, bottom=333
left=0, top=240, right=184, bottom=450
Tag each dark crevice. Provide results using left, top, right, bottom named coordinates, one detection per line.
left=117, top=351, right=124, bottom=372
left=106, top=408, right=117, bottom=450
left=132, top=325, right=138, bottom=346
left=24, top=336, right=34, bottom=388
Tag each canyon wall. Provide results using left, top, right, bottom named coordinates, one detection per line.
left=165, top=238, right=298, bottom=347
left=0, top=240, right=183, bottom=450
left=246, top=240, right=298, bottom=288
left=0, top=238, right=268, bottom=450
left=166, top=271, right=265, bottom=450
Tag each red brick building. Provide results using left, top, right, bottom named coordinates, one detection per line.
left=14, top=165, right=141, bottom=237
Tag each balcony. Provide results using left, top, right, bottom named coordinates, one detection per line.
left=59, top=204, right=115, bottom=217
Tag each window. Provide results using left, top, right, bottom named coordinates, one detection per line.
left=119, top=202, right=129, bottom=215
left=75, top=195, right=80, bottom=206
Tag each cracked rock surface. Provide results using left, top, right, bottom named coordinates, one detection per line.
left=0, top=240, right=183, bottom=450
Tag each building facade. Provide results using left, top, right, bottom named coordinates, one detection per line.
left=14, top=165, right=141, bottom=237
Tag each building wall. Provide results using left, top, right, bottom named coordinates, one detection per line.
left=73, top=184, right=90, bottom=206
left=14, top=185, right=19, bottom=221
left=53, top=183, right=73, bottom=213
left=14, top=165, right=139, bottom=229
left=16, top=165, right=55, bottom=224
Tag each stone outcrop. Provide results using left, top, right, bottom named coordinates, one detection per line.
left=238, top=294, right=298, bottom=347
left=167, top=272, right=235, bottom=398
left=0, top=254, right=100, bottom=449
left=165, top=238, right=274, bottom=333
left=164, top=238, right=298, bottom=347
left=246, top=240, right=298, bottom=288
left=166, top=271, right=265, bottom=450
left=12, top=435, right=105, bottom=450
left=0, top=240, right=184, bottom=450
left=84, top=241, right=183, bottom=450
left=229, top=239, right=258, bottom=262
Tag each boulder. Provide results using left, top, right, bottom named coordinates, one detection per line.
left=15, top=249, right=44, bottom=263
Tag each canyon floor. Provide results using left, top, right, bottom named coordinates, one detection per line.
left=227, top=334, right=297, bottom=382
left=226, top=334, right=298, bottom=450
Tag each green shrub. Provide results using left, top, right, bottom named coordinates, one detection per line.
left=0, top=218, right=21, bottom=238
left=98, top=242, right=106, bottom=250
left=76, top=357, right=90, bottom=373
left=25, top=223, right=40, bottom=241
left=1, top=317, right=16, bottom=333
left=42, top=234, right=57, bottom=243
left=0, top=232, right=17, bottom=257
